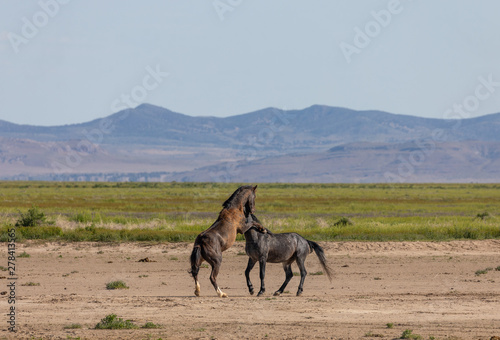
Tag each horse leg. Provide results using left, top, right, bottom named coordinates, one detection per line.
left=245, top=257, right=257, bottom=295
left=295, top=257, right=307, bottom=296
left=257, top=258, right=267, bottom=296
left=208, top=256, right=227, bottom=298
left=190, top=245, right=203, bottom=297
left=274, top=264, right=294, bottom=296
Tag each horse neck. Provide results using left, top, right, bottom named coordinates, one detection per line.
left=244, top=227, right=258, bottom=242
left=216, top=207, right=245, bottom=233
left=230, top=192, right=250, bottom=212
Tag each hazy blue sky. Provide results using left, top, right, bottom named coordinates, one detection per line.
left=1, top=0, right=500, bottom=126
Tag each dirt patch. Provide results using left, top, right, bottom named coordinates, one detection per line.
left=2, top=240, right=500, bottom=339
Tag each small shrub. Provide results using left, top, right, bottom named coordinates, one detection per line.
left=21, top=282, right=40, bottom=286
left=475, top=267, right=493, bottom=276
left=386, top=323, right=394, bottom=329
left=94, top=314, right=137, bottom=329
left=106, top=280, right=129, bottom=290
left=475, top=211, right=490, bottom=220
left=400, top=329, right=422, bottom=339
left=333, top=217, right=353, bottom=227
left=15, top=206, right=51, bottom=227
left=142, top=322, right=161, bottom=329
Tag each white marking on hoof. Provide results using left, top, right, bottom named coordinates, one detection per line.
left=217, top=287, right=228, bottom=298
left=195, top=281, right=200, bottom=296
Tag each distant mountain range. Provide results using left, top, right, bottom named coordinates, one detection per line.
left=1, top=104, right=500, bottom=182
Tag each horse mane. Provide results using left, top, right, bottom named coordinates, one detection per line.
left=222, top=185, right=254, bottom=209
left=250, top=226, right=273, bottom=235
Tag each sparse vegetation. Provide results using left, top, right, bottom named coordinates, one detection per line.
left=21, top=282, right=40, bottom=286
left=310, top=271, right=324, bottom=276
left=18, top=251, right=30, bottom=258
left=64, top=324, right=82, bottom=329
left=386, top=323, right=394, bottom=329
left=106, top=280, right=129, bottom=290
left=475, top=267, right=494, bottom=276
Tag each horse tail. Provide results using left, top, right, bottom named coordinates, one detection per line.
left=307, top=240, right=333, bottom=282
left=190, top=244, right=202, bottom=279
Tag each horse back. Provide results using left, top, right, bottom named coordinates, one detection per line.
left=264, top=232, right=303, bottom=263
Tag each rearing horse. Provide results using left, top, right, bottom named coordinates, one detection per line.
left=190, top=185, right=260, bottom=298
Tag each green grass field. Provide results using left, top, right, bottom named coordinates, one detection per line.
left=1, top=181, right=499, bottom=242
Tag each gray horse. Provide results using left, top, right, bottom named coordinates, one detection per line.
left=244, top=214, right=333, bottom=297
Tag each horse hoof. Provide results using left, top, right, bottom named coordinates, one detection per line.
left=257, top=291, right=265, bottom=297
left=296, top=292, right=302, bottom=297
left=249, top=290, right=254, bottom=295
left=221, top=293, right=228, bottom=298
left=273, top=291, right=281, bottom=296
left=195, top=290, right=200, bottom=297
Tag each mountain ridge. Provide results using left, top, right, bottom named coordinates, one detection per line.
left=2, top=104, right=500, bottom=182
left=3, top=103, right=500, bottom=142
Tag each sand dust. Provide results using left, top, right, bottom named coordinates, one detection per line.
left=2, top=240, right=500, bottom=339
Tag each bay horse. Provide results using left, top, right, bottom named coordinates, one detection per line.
left=190, top=185, right=262, bottom=298
left=244, top=214, right=333, bottom=297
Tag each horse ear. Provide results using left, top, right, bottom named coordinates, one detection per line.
left=253, top=185, right=258, bottom=192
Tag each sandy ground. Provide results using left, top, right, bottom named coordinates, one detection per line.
left=1, top=240, right=500, bottom=340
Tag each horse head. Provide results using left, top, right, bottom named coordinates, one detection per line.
left=243, top=185, right=257, bottom=217
left=223, top=185, right=258, bottom=217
